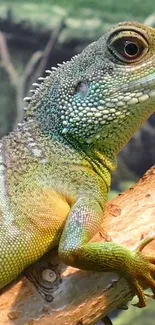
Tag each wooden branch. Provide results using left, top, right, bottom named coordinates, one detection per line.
left=0, top=166, right=155, bottom=325
left=0, top=31, right=24, bottom=126
left=0, top=31, right=18, bottom=86
left=32, top=20, right=65, bottom=81
left=0, top=22, right=65, bottom=131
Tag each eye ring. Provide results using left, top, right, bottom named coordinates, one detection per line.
left=124, top=41, right=139, bottom=58
left=107, top=29, right=148, bottom=63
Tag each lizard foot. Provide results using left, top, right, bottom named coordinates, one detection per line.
left=128, top=233, right=155, bottom=308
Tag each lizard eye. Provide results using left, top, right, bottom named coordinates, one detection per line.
left=108, top=30, right=148, bottom=63
left=124, top=41, right=140, bottom=57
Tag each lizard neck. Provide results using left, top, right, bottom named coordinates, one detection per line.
left=84, top=148, right=117, bottom=190
left=58, top=134, right=117, bottom=189
left=12, top=116, right=115, bottom=192
left=24, top=88, right=117, bottom=183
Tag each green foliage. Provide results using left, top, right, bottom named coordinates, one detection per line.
left=1, top=0, right=155, bottom=19
left=0, top=0, right=155, bottom=42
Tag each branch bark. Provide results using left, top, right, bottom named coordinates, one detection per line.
left=0, top=166, right=155, bottom=325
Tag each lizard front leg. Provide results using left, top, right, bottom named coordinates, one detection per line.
left=58, top=187, right=155, bottom=308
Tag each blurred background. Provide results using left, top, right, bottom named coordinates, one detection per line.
left=0, top=1, right=155, bottom=324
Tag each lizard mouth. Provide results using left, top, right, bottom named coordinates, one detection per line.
left=121, top=72, right=155, bottom=95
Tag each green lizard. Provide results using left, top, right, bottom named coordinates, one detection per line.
left=0, top=21, right=155, bottom=308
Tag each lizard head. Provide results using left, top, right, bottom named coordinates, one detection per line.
left=28, top=22, right=155, bottom=154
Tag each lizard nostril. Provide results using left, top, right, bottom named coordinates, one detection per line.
left=74, top=81, right=89, bottom=97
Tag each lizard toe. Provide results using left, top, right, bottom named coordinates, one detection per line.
left=124, top=235, right=155, bottom=307
left=131, top=278, right=146, bottom=308
left=130, top=257, right=155, bottom=308
left=134, top=233, right=155, bottom=253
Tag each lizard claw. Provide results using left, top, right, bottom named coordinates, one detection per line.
left=129, top=234, right=155, bottom=308
left=102, top=316, right=113, bottom=325
left=144, top=284, right=155, bottom=300
left=145, top=292, right=155, bottom=299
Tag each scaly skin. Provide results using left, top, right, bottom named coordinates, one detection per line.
left=0, top=21, right=155, bottom=307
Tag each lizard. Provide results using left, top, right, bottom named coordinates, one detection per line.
left=0, top=21, right=155, bottom=309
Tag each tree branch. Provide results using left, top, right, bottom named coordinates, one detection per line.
left=0, top=31, right=18, bottom=86
left=0, top=21, right=65, bottom=131
left=26, top=19, right=65, bottom=94
left=0, top=166, right=155, bottom=325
